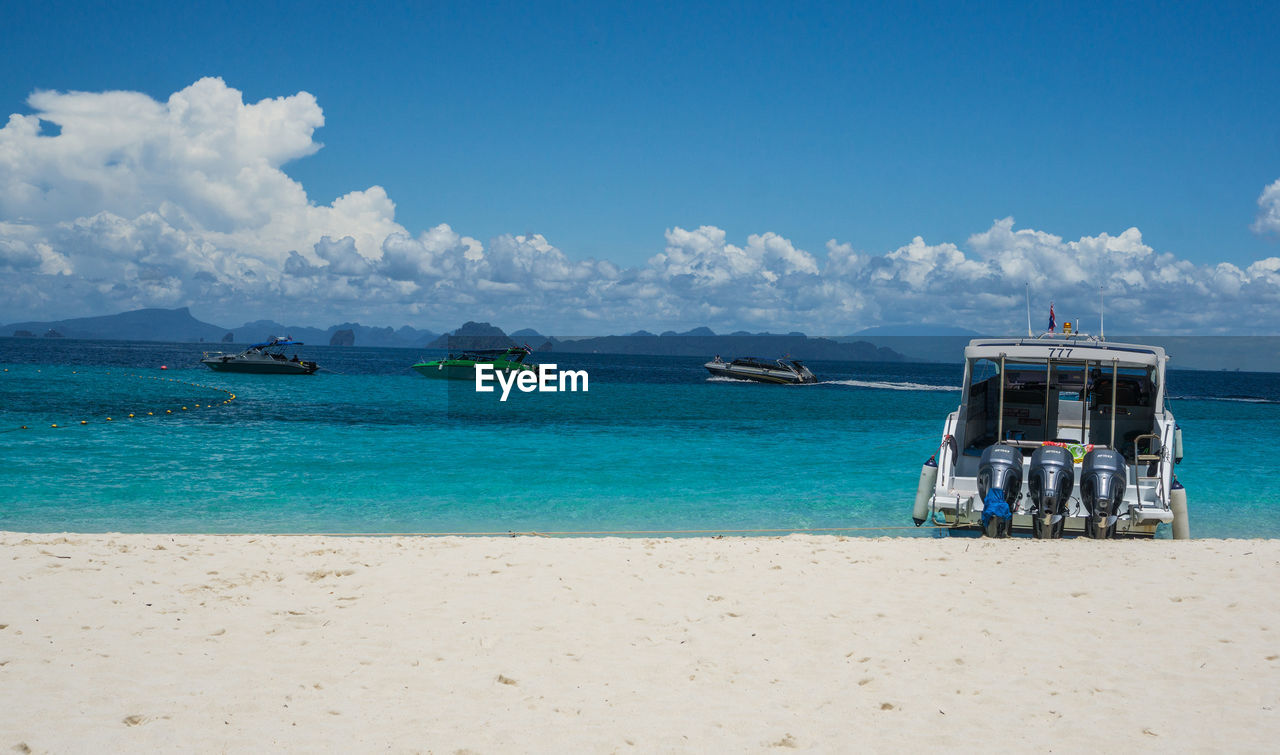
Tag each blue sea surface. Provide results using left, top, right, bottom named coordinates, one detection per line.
left=2, top=338, right=1277, bottom=537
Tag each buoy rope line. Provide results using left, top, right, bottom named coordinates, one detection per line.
left=0, top=370, right=236, bottom=433
left=248, top=525, right=926, bottom=537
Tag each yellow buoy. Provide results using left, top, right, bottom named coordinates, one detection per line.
left=148, top=412, right=154, bottom=416
left=166, top=410, right=172, bottom=414
left=129, top=413, right=135, bottom=418
left=106, top=417, right=113, bottom=421
left=51, top=423, right=58, bottom=428
left=182, top=406, right=187, bottom=410
left=80, top=421, right=87, bottom=425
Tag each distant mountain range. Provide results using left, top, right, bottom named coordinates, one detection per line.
left=7, top=308, right=1275, bottom=369
left=1, top=309, right=902, bottom=361
left=549, top=332, right=901, bottom=361
left=1, top=308, right=439, bottom=348
left=429, top=322, right=902, bottom=361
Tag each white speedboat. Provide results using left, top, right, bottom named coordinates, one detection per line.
left=912, top=332, right=1189, bottom=538
left=201, top=337, right=319, bottom=375
left=705, top=356, right=817, bottom=384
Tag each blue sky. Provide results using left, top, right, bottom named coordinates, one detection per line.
left=2, top=1, right=1279, bottom=333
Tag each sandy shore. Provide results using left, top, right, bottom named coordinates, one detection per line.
left=1, top=533, right=1277, bottom=752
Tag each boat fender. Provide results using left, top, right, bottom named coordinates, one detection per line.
left=912, top=456, right=939, bottom=526
left=1170, top=477, right=1190, bottom=540
left=1173, top=425, right=1184, bottom=463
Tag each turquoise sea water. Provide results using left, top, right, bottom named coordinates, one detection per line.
left=2, top=339, right=1278, bottom=537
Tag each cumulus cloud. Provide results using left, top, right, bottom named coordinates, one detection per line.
left=4, top=79, right=1280, bottom=334
left=0, top=78, right=404, bottom=324
left=1256, top=179, right=1280, bottom=235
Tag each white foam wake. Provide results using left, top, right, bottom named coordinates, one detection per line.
left=821, top=379, right=960, bottom=391
left=1168, top=394, right=1278, bottom=404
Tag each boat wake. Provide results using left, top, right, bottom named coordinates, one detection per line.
left=1167, top=394, right=1279, bottom=404
left=819, top=379, right=959, bottom=392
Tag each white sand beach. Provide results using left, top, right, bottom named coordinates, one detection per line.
left=2, top=533, right=1277, bottom=752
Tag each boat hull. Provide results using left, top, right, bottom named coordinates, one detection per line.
left=202, top=358, right=317, bottom=375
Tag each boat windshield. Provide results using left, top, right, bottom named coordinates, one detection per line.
left=730, top=357, right=782, bottom=369
left=451, top=347, right=531, bottom=363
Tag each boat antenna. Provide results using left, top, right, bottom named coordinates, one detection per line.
left=1025, top=282, right=1033, bottom=337
left=1099, top=285, right=1105, bottom=341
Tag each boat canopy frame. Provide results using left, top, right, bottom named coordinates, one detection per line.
left=956, top=336, right=1168, bottom=457
left=445, top=345, right=533, bottom=362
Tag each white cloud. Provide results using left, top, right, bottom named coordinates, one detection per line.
left=4, top=79, right=1280, bottom=335
left=1255, top=179, right=1280, bottom=235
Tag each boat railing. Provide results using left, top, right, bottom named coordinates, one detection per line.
left=1129, top=432, right=1167, bottom=505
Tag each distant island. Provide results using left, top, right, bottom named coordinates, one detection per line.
left=431, top=321, right=903, bottom=361
left=1, top=308, right=903, bottom=362
left=1, top=308, right=439, bottom=348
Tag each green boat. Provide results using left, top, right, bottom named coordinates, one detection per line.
left=412, top=345, right=536, bottom=381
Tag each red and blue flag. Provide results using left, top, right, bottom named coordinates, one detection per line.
left=1048, top=302, right=1055, bottom=333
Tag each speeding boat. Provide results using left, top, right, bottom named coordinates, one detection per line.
left=201, top=337, right=318, bottom=374
left=911, top=331, right=1189, bottom=539
left=705, top=356, right=817, bottom=384
left=413, top=345, right=535, bottom=381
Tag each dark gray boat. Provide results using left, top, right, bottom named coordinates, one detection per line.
left=704, top=356, right=817, bottom=384
left=201, top=337, right=318, bottom=374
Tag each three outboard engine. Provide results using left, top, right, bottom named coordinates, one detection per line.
left=977, top=445, right=1022, bottom=538
left=1028, top=445, right=1075, bottom=539
left=1080, top=448, right=1128, bottom=539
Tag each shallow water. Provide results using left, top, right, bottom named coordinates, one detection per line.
left=1, top=338, right=1277, bottom=537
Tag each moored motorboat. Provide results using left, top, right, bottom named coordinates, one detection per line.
left=705, top=356, right=817, bottom=384
left=911, top=330, right=1188, bottom=538
left=201, top=337, right=318, bottom=374
left=413, top=345, right=535, bottom=381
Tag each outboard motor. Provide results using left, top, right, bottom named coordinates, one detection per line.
left=1028, top=445, right=1075, bottom=539
left=1080, top=448, right=1127, bottom=539
left=977, top=445, right=1022, bottom=538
